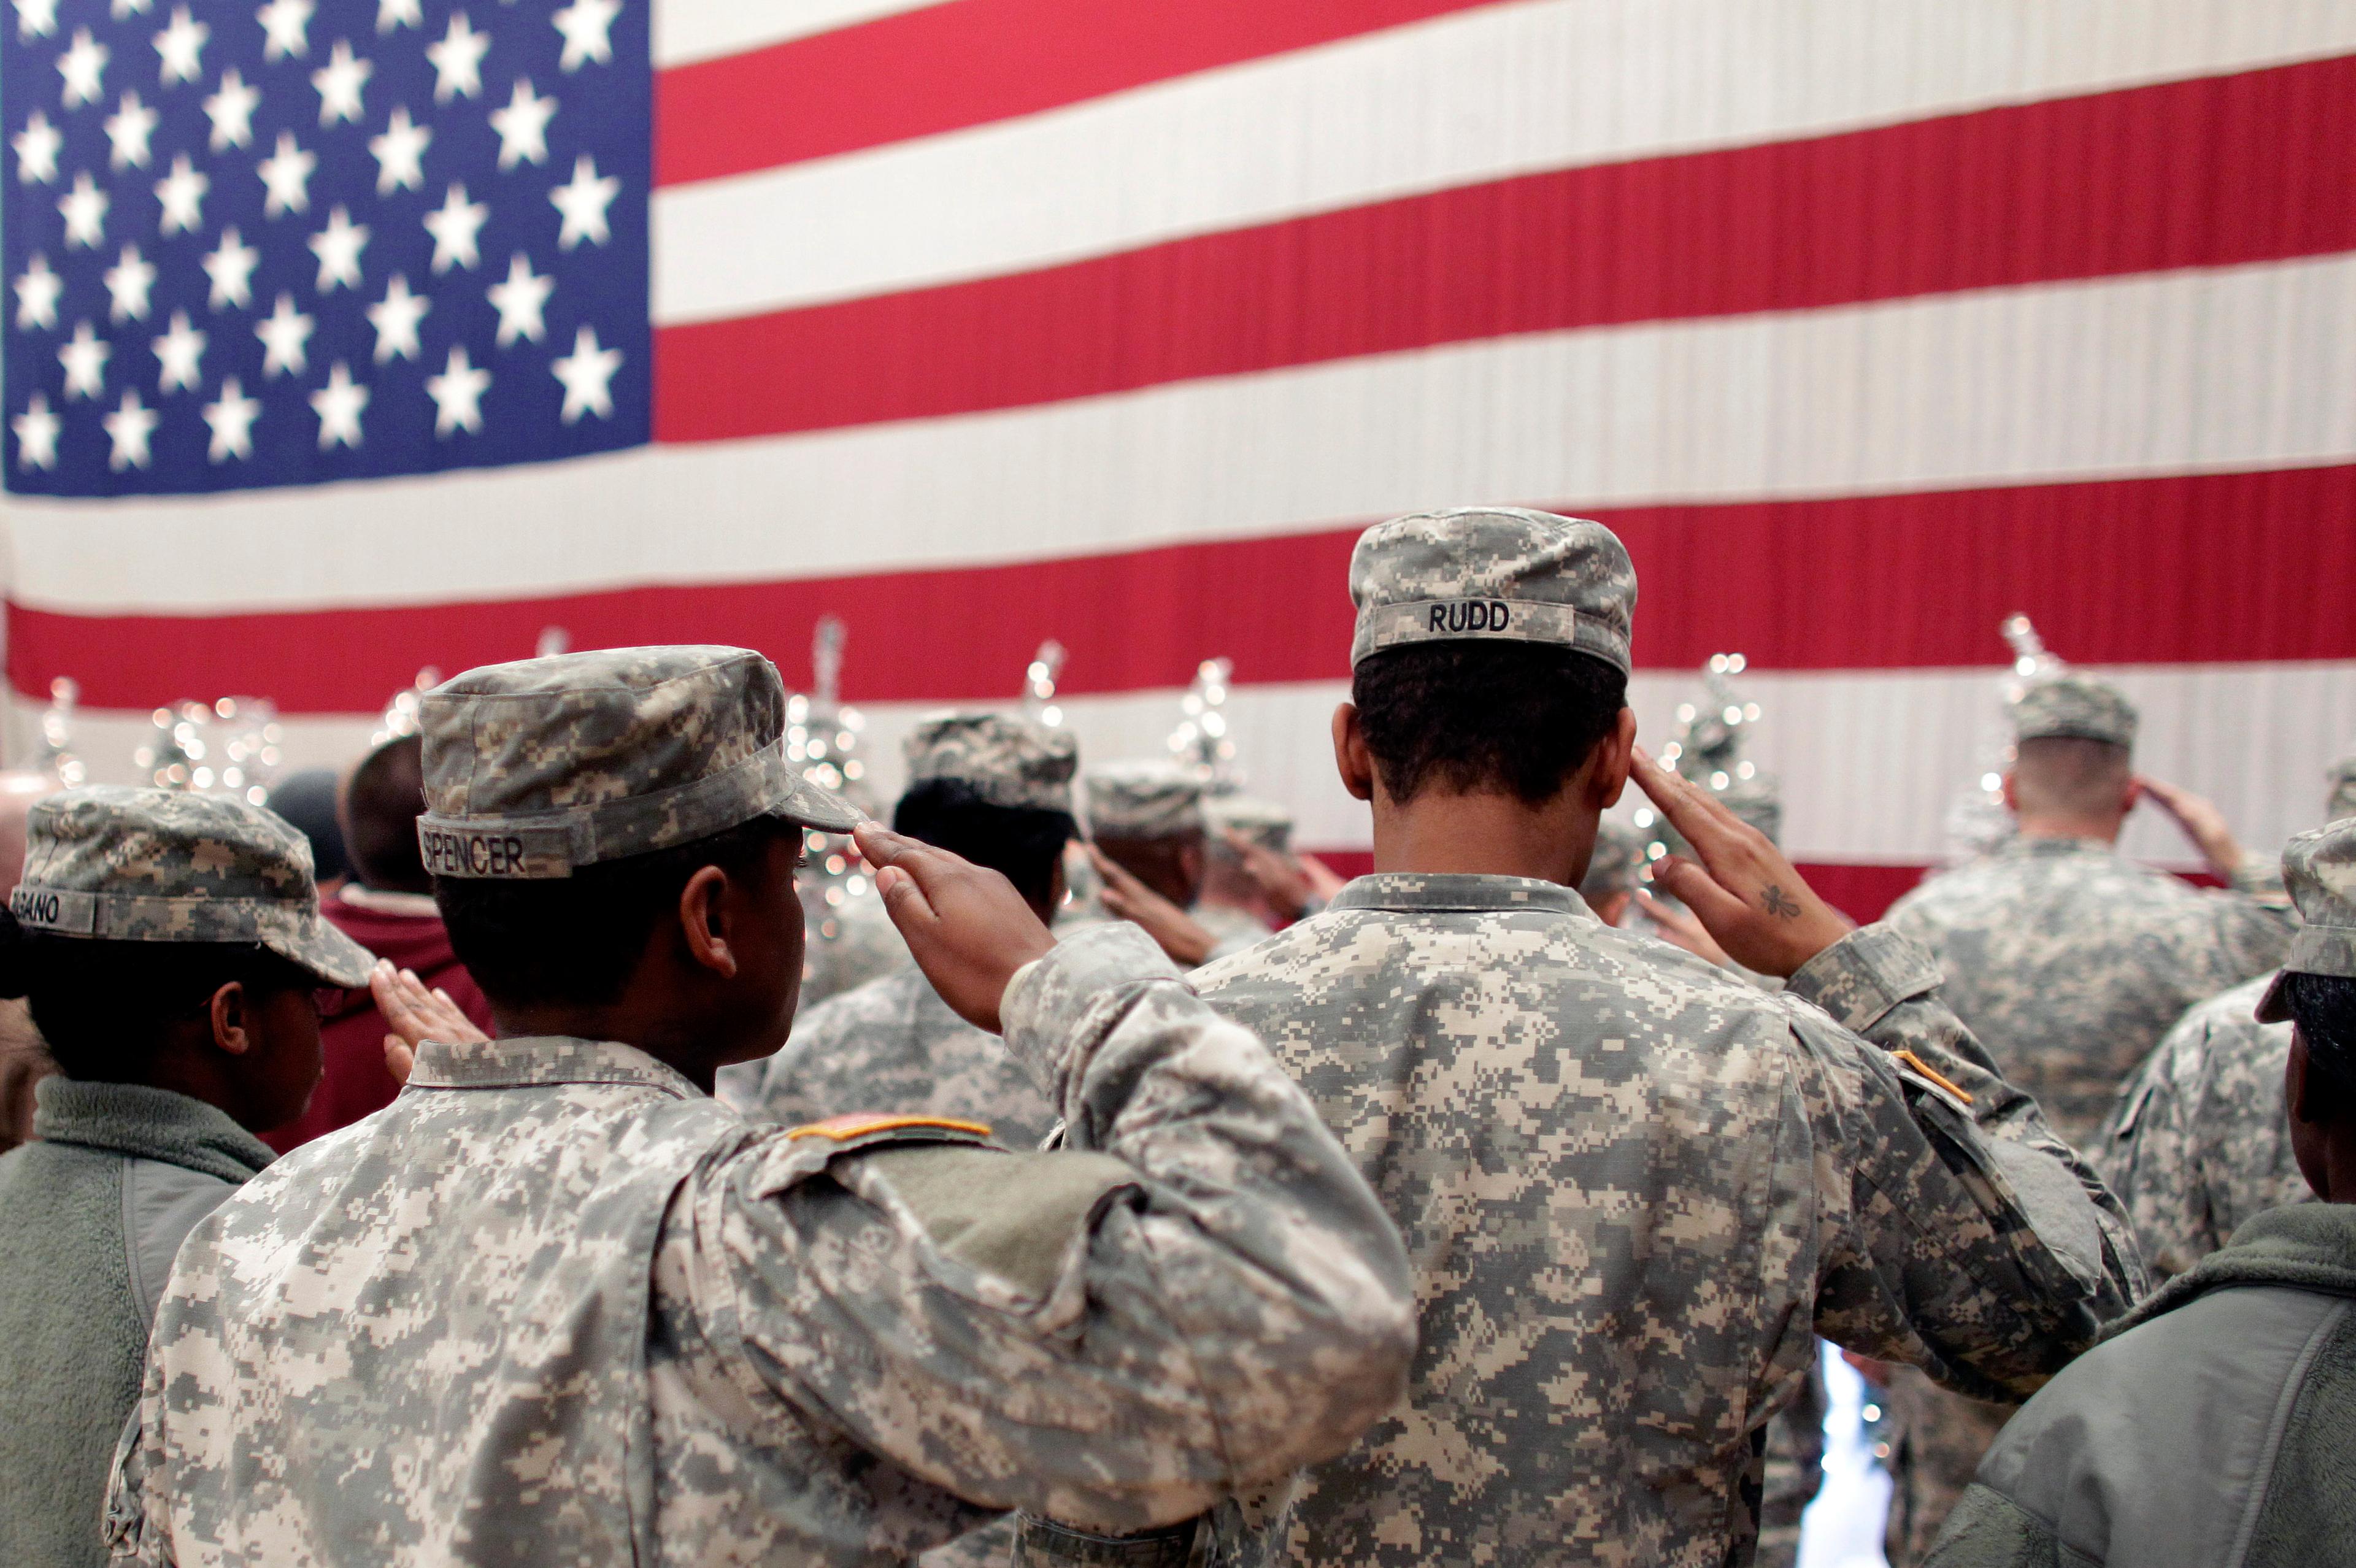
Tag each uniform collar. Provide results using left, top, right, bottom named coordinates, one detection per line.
left=1328, top=872, right=1596, bottom=919
left=2000, top=834, right=2115, bottom=860
left=31, top=1078, right=276, bottom=1183
left=406, top=1035, right=704, bottom=1099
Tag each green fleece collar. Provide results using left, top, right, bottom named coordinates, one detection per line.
left=30, top=1078, right=275, bottom=1185
left=2111, top=1202, right=2356, bottom=1337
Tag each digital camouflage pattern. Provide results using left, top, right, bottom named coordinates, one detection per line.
left=2330, top=755, right=2356, bottom=822
left=799, top=877, right=910, bottom=1009
left=414, top=645, right=861, bottom=879
left=1347, top=507, right=1635, bottom=675
left=1884, top=837, right=2292, bottom=1148
left=2008, top=674, right=2137, bottom=747
left=904, top=711, right=1080, bottom=814
left=1087, top=764, right=1207, bottom=840
left=2094, top=974, right=2305, bottom=1283
left=1193, top=902, right=1277, bottom=963
left=725, top=964, right=1061, bottom=1151
left=9, top=785, right=374, bottom=985
left=106, top=923, right=1416, bottom=1566
left=2257, top=818, right=2356, bottom=1016
left=1754, top=1359, right=1829, bottom=1568
left=1206, top=796, right=1293, bottom=856
left=1578, top=821, right=1642, bottom=908
left=1188, top=874, right=2142, bottom=1568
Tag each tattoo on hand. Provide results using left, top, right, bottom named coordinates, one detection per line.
left=1760, top=885, right=1801, bottom=920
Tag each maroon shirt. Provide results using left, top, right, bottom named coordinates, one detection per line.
left=265, top=888, right=494, bottom=1154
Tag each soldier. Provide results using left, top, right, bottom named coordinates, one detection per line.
left=0, top=787, right=376, bottom=1568
left=722, top=710, right=1076, bottom=1151
left=1106, top=509, right=2142, bottom=1568
left=1877, top=672, right=2295, bottom=1561
left=1082, top=762, right=1265, bottom=966
left=1196, top=796, right=1295, bottom=950
left=1577, top=820, right=1641, bottom=927
left=2095, top=751, right=2356, bottom=1280
left=104, top=647, right=1416, bottom=1567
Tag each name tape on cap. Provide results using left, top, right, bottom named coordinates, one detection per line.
left=417, top=823, right=577, bottom=879
left=10, top=884, right=98, bottom=934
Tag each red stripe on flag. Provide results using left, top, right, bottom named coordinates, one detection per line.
left=655, top=0, right=1501, bottom=188
left=13, top=465, right=2354, bottom=713
left=657, top=53, right=2356, bottom=442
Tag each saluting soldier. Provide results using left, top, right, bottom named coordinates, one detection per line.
left=105, top=646, right=1415, bottom=1567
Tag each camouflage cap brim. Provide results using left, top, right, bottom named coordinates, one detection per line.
left=8, top=880, right=378, bottom=986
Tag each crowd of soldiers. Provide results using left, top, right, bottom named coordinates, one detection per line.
left=0, top=504, right=2351, bottom=1568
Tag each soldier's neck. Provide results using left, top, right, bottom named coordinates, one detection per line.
left=2014, top=813, right=2123, bottom=847
left=1371, top=787, right=1594, bottom=888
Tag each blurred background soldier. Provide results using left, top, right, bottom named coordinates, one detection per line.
left=2096, top=748, right=2356, bottom=1280
left=1577, top=820, right=1641, bottom=928
left=0, top=787, right=374, bottom=1568
left=0, top=771, right=58, bottom=1152
left=723, top=710, right=1076, bottom=1152
left=1196, top=794, right=1295, bottom=950
left=1877, top=672, right=2295, bottom=1561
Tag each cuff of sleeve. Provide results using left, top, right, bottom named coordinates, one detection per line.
left=1000, top=922, right=1188, bottom=1105
left=1786, top=924, right=1945, bottom=1034
left=2230, top=853, right=2290, bottom=903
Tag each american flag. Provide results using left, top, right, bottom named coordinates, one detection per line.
left=6, top=0, right=2355, bottom=913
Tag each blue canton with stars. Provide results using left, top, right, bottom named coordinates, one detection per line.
left=3, top=0, right=649, bottom=494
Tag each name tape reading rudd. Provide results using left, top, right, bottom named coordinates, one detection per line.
left=413, top=645, right=864, bottom=880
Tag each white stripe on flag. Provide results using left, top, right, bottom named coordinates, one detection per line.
left=653, top=0, right=2356, bottom=320
left=14, top=256, right=2355, bottom=615
left=34, top=663, right=2356, bottom=869
left=654, top=0, right=953, bottom=68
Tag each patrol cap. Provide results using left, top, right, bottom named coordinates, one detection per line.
left=1579, top=820, right=1641, bottom=903
left=2011, top=673, right=2138, bottom=748
left=2328, top=752, right=2356, bottom=823
left=2257, top=820, right=2356, bottom=1022
left=902, top=711, right=1077, bottom=815
left=9, top=785, right=375, bottom=985
left=1086, top=763, right=1206, bottom=840
left=415, top=646, right=862, bottom=881
left=1206, top=794, right=1293, bottom=855
left=1349, top=507, right=1636, bottom=676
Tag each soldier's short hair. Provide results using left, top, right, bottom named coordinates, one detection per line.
left=1353, top=640, right=1628, bottom=807
left=2282, top=970, right=2356, bottom=1109
left=0, top=924, right=313, bottom=1082
left=436, top=815, right=800, bottom=1009
left=2011, top=735, right=2132, bottom=820
left=892, top=778, right=1074, bottom=920
left=344, top=735, right=430, bottom=894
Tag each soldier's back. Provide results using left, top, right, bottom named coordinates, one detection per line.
left=1885, top=838, right=2288, bottom=1146
left=1193, top=873, right=1837, bottom=1568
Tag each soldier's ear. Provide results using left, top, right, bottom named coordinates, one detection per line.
left=208, top=981, right=255, bottom=1056
left=1590, top=708, right=1638, bottom=810
left=1331, top=704, right=1375, bottom=802
left=676, top=864, right=741, bottom=980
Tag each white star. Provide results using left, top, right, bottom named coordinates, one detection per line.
left=13, top=254, right=61, bottom=329
left=112, top=0, right=152, bottom=18
left=13, top=110, right=61, bottom=185
left=364, top=272, right=428, bottom=362
left=202, top=376, right=260, bottom=460
left=103, top=242, right=156, bottom=321
left=254, top=291, right=314, bottom=377
left=367, top=104, right=429, bottom=194
left=258, top=130, right=315, bottom=217
left=152, top=308, right=206, bottom=391
left=488, top=78, right=555, bottom=169
left=203, top=67, right=259, bottom=151
left=14, top=0, right=56, bottom=42
left=153, top=6, right=207, bottom=85
left=309, top=360, right=368, bottom=449
left=256, top=0, right=312, bottom=61
left=549, top=153, right=617, bottom=250
left=103, top=90, right=158, bottom=169
left=307, top=204, right=369, bottom=291
left=485, top=252, right=552, bottom=346
left=153, top=152, right=207, bottom=234
left=103, top=386, right=158, bottom=469
left=426, top=13, right=488, bottom=103
left=311, top=39, right=369, bottom=126
left=422, top=182, right=487, bottom=272
left=59, top=321, right=110, bottom=399
left=425, top=344, right=489, bottom=435
left=58, top=171, right=109, bottom=248
left=551, top=323, right=621, bottom=423
left=58, top=29, right=107, bottom=108
left=202, top=226, right=258, bottom=309
left=13, top=393, right=60, bottom=471
left=377, top=0, right=421, bottom=31
left=552, top=0, right=618, bottom=72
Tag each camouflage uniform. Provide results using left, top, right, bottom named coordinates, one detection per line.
left=1083, top=766, right=1263, bottom=961
left=1160, top=512, right=2143, bottom=1568
left=106, top=648, right=1416, bottom=1567
left=801, top=878, right=907, bottom=1008
left=726, top=713, right=1077, bottom=1153
left=1877, top=673, right=2293, bottom=1562
left=1577, top=820, right=1642, bottom=919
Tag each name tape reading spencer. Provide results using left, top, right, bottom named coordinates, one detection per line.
left=1426, top=599, right=1515, bottom=633
left=417, top=824, right=574, bottom=878
left=10, top=884, right=98, bottom=933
